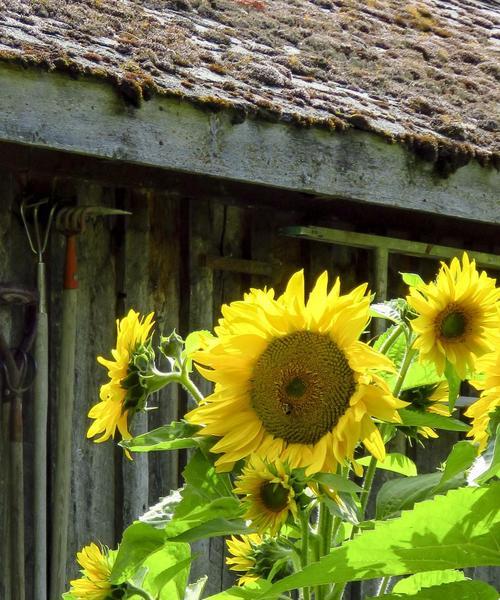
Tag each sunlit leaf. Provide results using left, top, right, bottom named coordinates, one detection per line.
left=357, top=453, right=417, bottom=477
left=398, top=409, right=469, bottom=432
left=468, top=424, right=500, bottom=485
left=120, top=421, right=201, bottom=452
left=400, top=272, right=425, bottom=289
left=392, top=569, right=467, bottom=594
left=370, top=580, right=497, bottom=600
left=435, top=441, right=477, bottom=491
left=206, top=484, right=500, bottom=599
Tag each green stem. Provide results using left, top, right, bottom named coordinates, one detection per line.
left=392, top=344, right=417, bottom=398
left=148, top=368, right=204, bottom=404
left=299, top=511, right=311, bottom=600
left=378, top=323, right=403, bottom=355
left=125, top=583, right=154, bottom=600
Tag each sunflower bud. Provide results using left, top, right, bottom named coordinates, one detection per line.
left=160, top=330, right=185, bottom=367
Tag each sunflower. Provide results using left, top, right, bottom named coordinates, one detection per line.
left=88, top=310, right=154, bottom=443
left=69, top=542, right=116, bottom=600
left=466, top=350, right=500, bottom=452
left=234, top=457, right=298, bottom=535
left=400, top=381, right=450, bottom=439
left=187, top=271, right=405, bottom=475
left=407, top=254, right=500, bottom=380
left=226, top=534, right=293, bottom=586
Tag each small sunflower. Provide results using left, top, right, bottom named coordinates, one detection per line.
left=88, top=310, right=154, bottom=443
left=234, top=457, right=298, bottom=535
left=69, top=542, right=116, bottom=600
left=187, top=271, right=405, bottom=475
left=400, top=382, right=450, bottom=439
left=226, top=534, right=293, bottom=586
left=407, top=254, right=500, bottom=379
left=466, top=350, right=500, bottom=452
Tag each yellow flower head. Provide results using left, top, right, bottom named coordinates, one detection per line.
left=400, top=382, right=450, bottom=439
left=88, top=310, right=154, bottom=443
left=407, top=253, right=500, bottom=379
left=187, top=271, right=405, bottom=475
left=234, top=456, right=298, bottom=535
left=69, top=542, right=115, bottom=600
left=466, top=350, right=500, bottom=452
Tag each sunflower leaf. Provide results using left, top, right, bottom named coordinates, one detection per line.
left=367, top=580, right=498, bottom=600
left=435, top=441, right=477, bottom=491
left=370, top=303, right=403, bottom=324
left=400, top=272, right=426, bottom=289
left=392, top=569, right=467, bottom=594
left=166, top=517, right=250, bottom=543
left=398, top=409, right=469, bottom=432
left=309, top=472, right=363, bottom=493
left=206, top=484, right=500, bottom=599
left=375, top=472, right=465, bottom=520
left=468, top=424, right=500, bottom=485
left=120, top=421, right=202, bottom=452
left=357, top=453, right=417, bottom=477
left=184, top=576, right=208, bottom=600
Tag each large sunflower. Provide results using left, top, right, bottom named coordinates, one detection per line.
left=187, top=271, right=405, bottom=474
left=87, top=309, right=154, bottom=443
left=466, top=350, right=500, bottom=452
left=234, top=456, right=298, bottom=535
left=407, top=254, right=499, bottom=379
left=69, top=542, right=116, bottom=600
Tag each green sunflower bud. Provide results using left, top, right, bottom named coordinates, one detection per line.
left=160, top=330, right=185, bottom=367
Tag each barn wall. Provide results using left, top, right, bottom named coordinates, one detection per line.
left=0, top=165, right=498, bottom=598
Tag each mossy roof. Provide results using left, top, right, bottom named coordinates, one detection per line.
left=0, top=0, right=499, bottom=165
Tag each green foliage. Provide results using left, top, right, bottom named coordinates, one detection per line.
left=207, top=483, right=500, bottom=599
left=435, top=441, right=477, bottom=491
left=400, top=272, right=425, bottom=289
left=110, top=522, right=191, bottom=598
left=392, top=569, right=467, bottom=594
left=309, top=472, right=363, bottom=493
left=120, top=420, right=201, bottom=452
left=371, top=580, right=498, bottom=600
left=398, top=409, right=469, bottom=432
left=357, top=453, right=417, bottom=477
left=185, top=576, right=208, bottom=599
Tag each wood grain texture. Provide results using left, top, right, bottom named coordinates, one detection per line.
left=0, top=64, right=498, bottom=225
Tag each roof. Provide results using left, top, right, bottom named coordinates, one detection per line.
left=0, top=0, right=499, bottom=170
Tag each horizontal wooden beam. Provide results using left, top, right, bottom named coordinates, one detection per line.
left=0, top=63, right=499, bottom=224
left=282, top=226, right=500, bottom=270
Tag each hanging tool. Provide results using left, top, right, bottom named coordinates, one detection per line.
left=20, top=198, right=56, bottom=600
left=50, top=205, right=130, bottom=600
left=0, top=284, right=38, bottom=600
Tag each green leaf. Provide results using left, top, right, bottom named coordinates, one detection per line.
left=398, top=361, right=446, bottom=392
left=357, top=453, right=417, bottom=477
left=375, top=472, right=464, bottom=520
left=120, top=421, right=201, bottom=452
left=392, top=569, right=466, bottom=594
left=218, top=484, right=500, bottom=599
left=310, top=472, right=363, bottom=493
left=374, top=325, right=407, bottom=372
left=436, top=441, right=477, bottom=491
left=168, top=517, right=250, bottom=543
left=185, top=576, right=208, bottom=600
left=400, top=272, right=425, bottom=289
left=468, top=424, right=500, bottom=485
left=444, top=360, right=461, bottom=411
left=110, top=522, right=166, bottom=584
left=323, top=492, right=360, bottom=525
left=370, top=580, right=498, bottom=600
left=165, top=497, right=243, bottom=539
left=152, top=554, right=192, bottom=599
left=140, top=489, right=183, bottom=529
left=398, top=409, right=469, bottom=432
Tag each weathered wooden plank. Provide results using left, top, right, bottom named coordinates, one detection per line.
left=0, top=64, right=498, bottom=225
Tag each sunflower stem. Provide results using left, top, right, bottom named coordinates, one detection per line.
left=148, top=368, right=204, bottom=404
left=392, top=344, right=417, bottom=398
left=299, top=510, right=311, bottom=600
left=125, top=583, right=154, bottom=600
left=378, top=323, right=404, bottom=355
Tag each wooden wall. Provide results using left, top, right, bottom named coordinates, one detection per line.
left=0, top=163, right=498, bottom=599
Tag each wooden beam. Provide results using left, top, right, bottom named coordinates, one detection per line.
left=0, top=64, right=499, bottom=224
left=282, top=226, right=500, bottom=270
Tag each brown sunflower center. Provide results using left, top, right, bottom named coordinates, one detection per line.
left=260, top=482, right=290, bottom=513
left=250, top=330, right=355, bottom=445
left=439, top=308, right=467, bottom=339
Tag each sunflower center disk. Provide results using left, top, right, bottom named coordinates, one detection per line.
left=440, top=310, right=467, bottom=339
left=250, top=331, right=355, bottom=445
left=260, top=482, right=289, bottom=512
